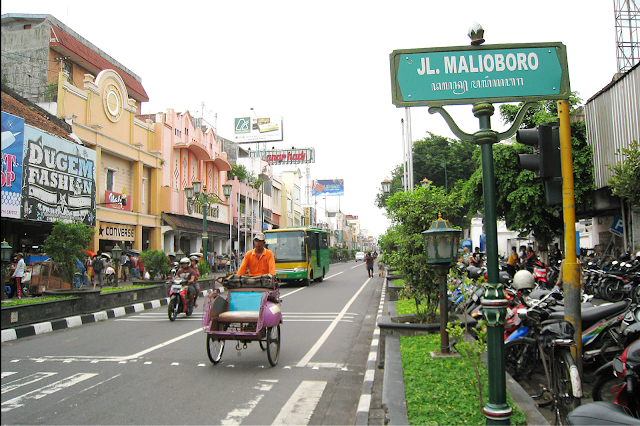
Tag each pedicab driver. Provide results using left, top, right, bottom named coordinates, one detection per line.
left=237, top=233, right=276, bottom=276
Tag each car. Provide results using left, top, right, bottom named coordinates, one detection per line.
left=355, top=252, right=365, bottom=262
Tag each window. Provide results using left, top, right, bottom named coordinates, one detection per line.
left=106, top=169, right=115, bottom=192
left=142, top=177, right=147, bottom=204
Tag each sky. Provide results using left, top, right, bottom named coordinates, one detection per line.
left=1, top=1, right=620, bottom=238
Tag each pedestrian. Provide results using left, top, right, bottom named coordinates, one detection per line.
left=524, top=246, right=538, bottom=271
left=120, top=252, right=130, bottom=281
left=365, top=252, right=375, bottom=278
left=131, top=255, right=140, bottom=279
left=189, top=255, right=201, bottom=306
left=470, top=247, right=484, bottom=267
left=92, top=252, right=105, bottom=289
left=519, top=245, right=527, bottom=267
left=212, top=251, right=218, bottom=272
left=12, top=252, right=25, bottom=299
left=506, top=246, right=519, bottom=278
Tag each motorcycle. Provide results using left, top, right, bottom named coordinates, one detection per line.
left=592, top=339, right=640, bottom=417
left=532, top=260, right=549, bottom=288
left=168, top=277, right=193, bottom=321
left=567, top=401, right=640, bottom=425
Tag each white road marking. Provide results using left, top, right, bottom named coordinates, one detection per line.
left=1, top=372, right=57, bottom=394
left=220, top=379, right=277, bottom=425
left=271, top=380, right=327, bottom=425
left=296, top=278, right=371, bottom=367
left=1, top=373, right=97, bottom=412
left=0, top=372, right=18, bottom=379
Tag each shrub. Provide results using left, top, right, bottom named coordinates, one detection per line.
left=140, top=250, right=170, bottom=279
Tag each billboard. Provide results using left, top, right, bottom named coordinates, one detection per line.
left=22, top=126, right=96, bottom=225
left=312, top=179, right=344, bottom=197
left=233, top=116, right=283, bottom=143
left=249, top=148, right=314, bottom=165
left=1, top=112, right=25, bottom=218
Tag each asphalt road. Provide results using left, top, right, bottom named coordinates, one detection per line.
left=1, top=261, right=382, bottom=425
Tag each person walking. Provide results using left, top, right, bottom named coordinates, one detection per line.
left=92, top=252, right=105, bottom=289
left=237, top=233, right=275, bottom=276
left=365, top=252, right=375, bottom=278
left=12, top=252, right=25, bottom=299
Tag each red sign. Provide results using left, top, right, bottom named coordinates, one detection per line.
left=104, top=191, right=131, bottom=211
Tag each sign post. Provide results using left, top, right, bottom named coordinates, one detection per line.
left=390, top=36, right=570, bottom=425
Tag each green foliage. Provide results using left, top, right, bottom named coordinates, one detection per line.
left=139, top=249, right=170, bottom=280
left=400, top=334, right=527, bottom=425
left=1, top=295, right=73, bottom=306
left=228, top=164, right=249, bottom=182
left=99, top=284, right=157, bottom=293
left=376, top=134, right=477, bottom=208
left=607, top=140, right=640, bottom=210
left=447, top=321, right=488, bottom=410
left=42, top=221, right=95, bottom=286
left=379, top=183, right=465, bottom=322
left=465, top=100, right=594, bottom=248
left=44, top=79, right=58, bottom=102
left=197, top=258, right=209, bottom=277
left=499, top=92, right=583, bottom=128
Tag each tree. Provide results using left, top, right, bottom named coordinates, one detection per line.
left=607, top=140, right=640, bottom=211
left=42, top=221, right=95, bottom=286
left=140, top=249, right=170, bottom=280
left=463, top=96, right=595, bottom=248
left=379, top=183, right=466, bottom=323
left=375, top=133, right=477, bottom=208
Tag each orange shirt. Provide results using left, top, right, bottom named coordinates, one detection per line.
left=237, top=248, right=276, bottom=276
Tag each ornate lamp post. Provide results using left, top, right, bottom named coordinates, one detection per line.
left=185, top=181, right=224, bottom=271
left=222, top=182, right=233, bottom=261
left=421, top=213, right=461, bottom=354
left=111, top=244, right=122, bottom=286
left=1, top=240, right=12, bottom=300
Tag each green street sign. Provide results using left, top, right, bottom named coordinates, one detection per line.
left=390, top=42, right=569, bottom=107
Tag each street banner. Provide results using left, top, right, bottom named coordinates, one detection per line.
left=390, top=42, right=569, bottom=107
left=1, top=112, right=25, bottom=218
left=233, top=116, right=283, bottom=143
left=22, top=126, right=96, bottom=225
left=312, top=179, right=344, bottom=196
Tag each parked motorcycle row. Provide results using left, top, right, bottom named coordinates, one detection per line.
left=447, top=252, right=640, bottom=424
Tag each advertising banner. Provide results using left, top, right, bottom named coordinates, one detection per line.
left=104, top=190, right=131, bottom=211
left=22, top=126, right=96, bottom=225
left=233, top=116, right=283, bottom=143
left=249, top=147, right=314, bottom=165
left=312, top=179, right=344, bottom=196
left=98, top=222, right=135, bottom=241
left=1, top=112, right=25, bottom=218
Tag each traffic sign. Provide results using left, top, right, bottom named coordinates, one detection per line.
left=390, top=42, right=569, bottom=107
left=610, top=216, right=624, bottom=236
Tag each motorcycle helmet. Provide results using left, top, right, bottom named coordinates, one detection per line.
left=179, top=257, right=190, bottom=265
left=189, top=255, right=198, bottom=261
left=512, top=270, right=535, bottom=290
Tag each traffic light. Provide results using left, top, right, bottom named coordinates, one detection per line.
left=516, top=122, right=562, bottom=205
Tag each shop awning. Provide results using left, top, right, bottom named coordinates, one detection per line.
left=163, top=213, right=237, bottom=237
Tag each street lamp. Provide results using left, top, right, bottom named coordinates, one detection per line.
left=381, top=179, right=391, bottom=194
left=1, top=240, right=12, bottom=300
left=222, top=182, right=233, bottom=262
left=185, top=181, right=224, bottom=272
left=111, top=244, right=122, bottom=286
left=421, top=213, right=461, bottom=354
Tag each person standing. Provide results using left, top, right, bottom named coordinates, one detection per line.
left=506, top=246, right=519, bottom=278
left=237, top=233, right=275, bottom=276
left=12, top=252, right=25, bottom=299
left=92, top=252, right=105, bottom=289
left=120, top=252, right=130, bottom=282
left=365, top=252, right=375, bottom=278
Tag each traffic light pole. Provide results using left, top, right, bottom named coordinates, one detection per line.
left=558, top=99, right=582, bottom=375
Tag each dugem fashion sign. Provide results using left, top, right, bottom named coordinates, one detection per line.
left=390, top=42, right=569, bottom=107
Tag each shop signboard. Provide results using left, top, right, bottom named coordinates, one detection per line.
left=312, top=179, right=344, bottom=196
left=22, top=126, right=96, bottom=225
left=249, top=147, right=314, bottom=165
left=98, top=222, right=135, bottom=241
left=104, top=190, right=131, bottom=211
left=1, top=112, right=25, bottom=218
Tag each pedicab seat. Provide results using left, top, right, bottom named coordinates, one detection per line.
left=218, top=290, right=264, bottom=323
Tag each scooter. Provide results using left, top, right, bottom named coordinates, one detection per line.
left=567, top=401, right=640, bottom=425
left=168, top=277, right=193, bottom=321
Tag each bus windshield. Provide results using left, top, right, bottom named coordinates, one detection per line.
left=265, top=231, right=306, bottom=263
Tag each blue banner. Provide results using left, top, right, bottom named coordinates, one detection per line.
left=312, top=179, right=344, bottom=196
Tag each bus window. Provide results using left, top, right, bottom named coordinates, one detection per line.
left=320, top=232, right=328, bottom=250
left=265, top=231, right=305, bottom=263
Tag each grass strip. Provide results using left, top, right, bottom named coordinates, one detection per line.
left=397, top=299, right=527, bottom=425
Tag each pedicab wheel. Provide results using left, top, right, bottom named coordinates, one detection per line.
left=259, top=339, right=267, bottom=351
left=168, top=298, right=178, bottom=321
left=207, top=336, right=225, bottom=364
left=266, top=325, right=281, bottom=366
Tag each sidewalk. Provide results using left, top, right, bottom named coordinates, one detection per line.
left=364, top=276, right=550, bottom=426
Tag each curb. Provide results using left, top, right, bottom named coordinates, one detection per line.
left=355, top=279, right=386, bottom=425
left=1, top=298, right=170, bottom=343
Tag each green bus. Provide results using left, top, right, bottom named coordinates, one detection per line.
left=264, top=226, right=330, bottom=286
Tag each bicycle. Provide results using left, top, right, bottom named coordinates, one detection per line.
left=504, top=303, right=582, bottom=425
